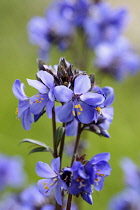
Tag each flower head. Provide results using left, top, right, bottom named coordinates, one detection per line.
left=54, top=74, right=104, bottom=124
left=36, top=157, right=68, bottom=205
left=12, top=79, right=33, bottom=130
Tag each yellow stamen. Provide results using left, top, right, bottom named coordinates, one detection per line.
left=74, top=105, right=79, bottom=108
left=15, top=108, right=18, bottom=115
left=95, top=178, right=99, bottom=182
left=41, top=98, right=44, bottom=100
left=76, top=179, right=80, bottom=182
left=72, top=110, right=76, bottom=116
left=36, top=95, right=40, bottom=97
left=50, top=183, right=55, bottom=186
left=95, top=107, right=102, bottom=114
left=44, top=186, right=49, bottom=190
left=53, top=178, right=58, bottom=181
left=77, top=112, right=81, bottom=115
left=35, top=99, right=39, bottom=103
left=43, top=182, right=46, bottom=185
left=99, top=174, right=105, bottom=177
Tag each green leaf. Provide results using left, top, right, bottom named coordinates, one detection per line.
left=29, top=146, right=52, bottom=155
left=20, top=138, right=53, bottom=155
left=20, top=138, right=47, bottom=148
left=55, top=126, right=65, bottom=147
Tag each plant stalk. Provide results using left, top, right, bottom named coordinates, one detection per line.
left=52, top=106, right=57, bottom=158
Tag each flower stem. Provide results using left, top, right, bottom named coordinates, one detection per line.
left=52, top=106, right=57, bottom=158
left=66, top=194, right=72, bottom=210
left=59, top=123, right=66, bottom=168
left=66, top=123, right=82, bottom=210
left=70, top=122, right=82, bottom=166
left=55, top=202, right=62, bottom=210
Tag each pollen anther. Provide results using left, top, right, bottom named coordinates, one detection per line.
left=44, top=186, right=49, bottom=189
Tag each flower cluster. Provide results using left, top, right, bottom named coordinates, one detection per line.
left=0, top=185, right=78, bottom=210
left=0, top=154, right=26, bottom=191
left=95, top=37, right=140, bottom=81
left=27, top=0, right=139, bottom=80
left=36, top=153, right=111, bottom=205
left=108, top=158, right=140, bottom=210
left=12, top=58, right=114, bottom=138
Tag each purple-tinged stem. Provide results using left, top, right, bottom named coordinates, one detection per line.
left=66, top=123, right=82, bottom=210
left=52, top=106, right=57, bottom=158
left=59, top=123, right=66, bottom=168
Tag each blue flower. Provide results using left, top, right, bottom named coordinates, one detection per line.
left=0, top=154, right=26, bottom=191
left=54, top=74, right=104, bottom=124
left=68, top=153, right=111, bottom=204
left=85, top=153, right=111, bottom=191
left=20, top=185, right=46, bottom=208
left=87, top=86, right=114, bottom=137
left=27, top=70, right=55, bottom=118
left=95, top=37, right=140, bottom=80
left=108, top=188, right=140, bottom=210
left=120, top=158, right=140, bottom=190
left=36, top=157, right=68, bottom=206
left=27, top=2, right=75, bottom=60
left=12, top=79, right=33, bottom=130
left=84, top=2, right=128, bottom=48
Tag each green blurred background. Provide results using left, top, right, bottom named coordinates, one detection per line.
left=1, top=0, right=140, bottom=209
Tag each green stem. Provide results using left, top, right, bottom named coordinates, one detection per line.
left=52, top=106, right=57, bottom=158
left=66, top=123, right=82, bottom=210
left=59, top=123, right=66, bottom=168
left=70, top=122, right=82, bottom=166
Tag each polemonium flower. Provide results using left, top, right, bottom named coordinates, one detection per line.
left=95, top=37, right=140, bottom=80
left=27, top=70, right=55, bottom=118
left=0, top=154, right=26, bottom=191
left=12, top=79, right=33, bottom=130
left=27, top=16, right=51, bottom=61
left=84, top=2, right=128, bottom=48
left=20, top=185, right=46, bottom=208
left=108, top=188, right=140, bottom=210
left=68, top=153, right=111, bottom=204
left=54, top=74, right=104, bottom=124
left=0, top=194, right=24, bottom=210
left=27, top=1, right=75, bottom=60
left=36, top=157, right=68, bottom=205
left=120, top=158, right=140, bottom=190
left=87, top=86, right=114, bottom=137
left=85, top=153, right=111, bottom=191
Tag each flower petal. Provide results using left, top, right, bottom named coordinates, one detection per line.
left=12, top=79, right=28, bottom=100
left=54, top=183, right=62, bottom=206
left=54, top=86, right=73, bottom=102
left=36, top=161, right=56, bottom=178
left=102, top=86, right=114, bottom=106
left=74, top=75, right=91, bottom=94
left=81, top=193, right=93, bottom=205
left=18, top=100, right=30, bottom=117
left=80, top=92, right=104, bottom=106
left=57, top=102, right=74, bottom=122
left=46, top=100, right=54, bottom=118
left=90, top=153, right=110, bottom=164
left=30, top=94, right=48, bottom=115
left=37, top=179, right=56, bottom=197
left=21, top=109, right=33, bottom=130
left=76, top=102, right=94, bottom=124
left=51, top=157, right=60, bottom=173
left=66, top=119, right=78, bottom=136
left=37, top=71, right=54, bottom=89
left=27, top=79, right=48, bottom=94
